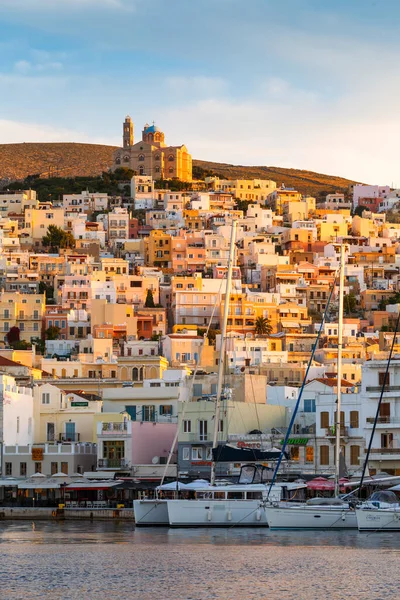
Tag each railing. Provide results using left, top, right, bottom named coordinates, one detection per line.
left=98, top=458, right=129, bottom=468
left=368, top=448, right=400, bottom=455
left=100, top=423, right=129, bottom=435
left=366, top=386, right=400, bottom=392
left=325, top=426, right=349, bottom=437
left=187, top=433, right=209, bottom=442
left=59, top=433, right=80, bottom=442
left=366, top=417, right=400, bottom=425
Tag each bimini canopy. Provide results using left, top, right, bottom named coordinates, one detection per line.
left=212, top=444, right=285, bottom=463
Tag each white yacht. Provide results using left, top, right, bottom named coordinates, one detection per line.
left=134, top=480, right=209, bottom=526
left=356, top=489, right=400, bottom=531
left=167, top=471, right=306, bottom=528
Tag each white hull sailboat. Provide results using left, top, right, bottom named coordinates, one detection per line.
left=267, top=501, right=357, bottom=530
left=134, top=499, right=169, bottom=526
left=265, top=243, right=358, bottom=529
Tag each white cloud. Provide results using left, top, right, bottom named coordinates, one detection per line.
left=0, top=119, right=116, bottom=145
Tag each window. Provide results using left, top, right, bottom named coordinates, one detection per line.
left=350, top=411, right=359, bottom=428
left=42, top=392, right=50, bottom=405
left=61, top=462, right=69, bottom=475
left=290, top=447, right=299, bottom=461
left=305, top=446, right=314, bottom=463
left=35, top=462, right=42, bottom=473
left=51, top=462, right=58, bottom=475
left=334, top=411, right=345, bottom=428
left=182, top=447, right=190, bottom=461
left=350, top=445, right=360, bottom=466
left=192, top=447, right=202, bottom=460
left=218, top=419, right=223, bottom=432
left=183, top=420, right=191, bottom=433
left=320, top=411, right=329, bottom=429
left=142, top=405, right=155, bottom=422
left=379, top=372, right=390, bottom=386
left=199, top=420, right=208, bottom=441
left=20, top=462, right=27, bottom=477
left=5, top=463, right=12, bottom=476
left=304, top=399, right=316, bottom=413
left=159, top=405, right=172, bottom=416
left=320, top=445, right=329, bottom=465
left=47, top=422, right=55, bottom=442
left=16, top=416, right=20, bottom=434
left=103, top=440, right=125, bottom=460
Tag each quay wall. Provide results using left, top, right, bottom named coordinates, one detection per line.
left=0, top=508, right=135, bottom=521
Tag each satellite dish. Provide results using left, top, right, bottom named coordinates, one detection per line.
left=152, top=456, right=160, bottom=464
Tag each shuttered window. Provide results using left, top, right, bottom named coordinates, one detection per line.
left=350, top=411, right=359, bottom=428
left=320, top=445, right=330, bottom=465
left=320, top=412, right=329, bottom=429
left=350, top=445, right=360, bottom=465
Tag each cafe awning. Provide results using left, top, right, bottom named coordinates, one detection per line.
left=66, top=481, right=122, bottom=491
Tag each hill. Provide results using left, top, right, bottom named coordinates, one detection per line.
left=0, top=142, right=357, bottom=196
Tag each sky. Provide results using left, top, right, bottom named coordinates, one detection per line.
left=0, top=0, right=399, bottom=184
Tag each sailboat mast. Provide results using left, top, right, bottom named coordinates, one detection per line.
left=334, top=243, right=345, bottom=497
left=210, top=220, right=237, bottom=486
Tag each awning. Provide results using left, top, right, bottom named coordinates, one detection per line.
left=66, top=481, right=122, bottom=491
left=18, top=481, right=61, bottom=489
left=307, top=477, right=351, bottom=491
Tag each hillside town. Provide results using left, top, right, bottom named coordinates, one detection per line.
left=1, top=117, right=400, bottom=506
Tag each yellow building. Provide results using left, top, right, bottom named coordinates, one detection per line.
left=0, top=292, right=45, bottom=343
left=205, top=178, right=277, bottom=203
left=90, top=299, right=138, bottom=338
left=112, top=116, right=192, bottom=182
left=24, top=204, right=65, bottom=243
left=33, top=383, right=102, bottom=444
left=145, top=230, right=172, bottom=268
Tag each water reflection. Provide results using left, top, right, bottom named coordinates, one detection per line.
left=1, top=523, right=400, bottom=599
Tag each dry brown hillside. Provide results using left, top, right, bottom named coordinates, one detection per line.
left=0, top=142, right=358, bottom=195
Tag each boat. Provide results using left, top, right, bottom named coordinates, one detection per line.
left=265, top=243, right=359, bottom=529
left=164, top=220, right=298, bottom=527
left=356, top=489, right=400, bottom=531
left=166, top=464, right=306, bottom=527
left=355, top=309, right=400, bottom=531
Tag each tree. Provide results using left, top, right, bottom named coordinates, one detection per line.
left=6, top=326, right=20, bottom=346
left=45, top=326, right=60, bottom=340
left=354, top=205, right=368, bottom=217
left=42, top=225, right=75, bottom=251
left=39, top=281, right=54, bottom=301
left=145, top=289, right=155, bottom=308
left=255, top=316, right=273, bottom=336
left=344, top=292, right=357, bottom=315
left=31, top=337, right=45, bottom=354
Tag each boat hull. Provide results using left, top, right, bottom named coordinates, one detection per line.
left=356, top=508, right=400, bottom=531
left=133, top=500, right=169, bottom=526
left=167, top=499, right=268, bottom=527
left=266, top=504, right=358, bottom=529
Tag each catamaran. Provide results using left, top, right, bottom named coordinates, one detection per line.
left=265, top=243, right=358, bottom=529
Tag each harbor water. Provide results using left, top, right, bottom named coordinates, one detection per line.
left=1, top=522, right=400, bottom=599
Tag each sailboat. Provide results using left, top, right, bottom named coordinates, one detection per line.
left=165, top=221, right=305, bottom=527
left=356, top=311, right=400, bottom=531
left=265, top=243, right=358, bottom=529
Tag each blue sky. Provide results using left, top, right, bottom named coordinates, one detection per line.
left=1, top=0, right=399, bottom=183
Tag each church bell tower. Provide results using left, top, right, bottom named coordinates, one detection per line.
left=123, top=115, right=134, bottom=148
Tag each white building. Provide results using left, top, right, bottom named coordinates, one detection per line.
left=63, top=191, right=108, bottom=213
left=353, top=184, right=390, bottom=209
left=0, top=375, right=33, bottom=450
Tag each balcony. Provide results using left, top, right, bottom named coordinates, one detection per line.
left=187, top=433, right=209, bottom=442
left=366, top=385, right=400, bottom=392
left=99, top=423, right=130, bottom=436
left=98, top=458, right=129, bottom=469
left=59, top=433, right=80, bottom=442
left=325, top=426, right=349, bottom=438
left=368, top=447, right=400, bottom=459
left=366, top=417, right=400, bottom=426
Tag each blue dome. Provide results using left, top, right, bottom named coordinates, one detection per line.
left=145, top=124, right=161, bottom=133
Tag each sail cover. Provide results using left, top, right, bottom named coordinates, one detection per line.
left=212, top=444, right=286, bottom=462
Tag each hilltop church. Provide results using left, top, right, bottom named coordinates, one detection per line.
left=112, top=116, right=192, bottom=182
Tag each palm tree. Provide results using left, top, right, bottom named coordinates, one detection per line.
left=255, top=316, right=273, bottom=336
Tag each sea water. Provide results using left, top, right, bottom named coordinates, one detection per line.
left=0, top=522, right=400, bottom=599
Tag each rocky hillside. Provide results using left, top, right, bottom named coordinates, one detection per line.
left=0, top=142, right=358, bottom=195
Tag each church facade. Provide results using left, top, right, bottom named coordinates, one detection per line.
left=112, top=116, right=192, bottom=182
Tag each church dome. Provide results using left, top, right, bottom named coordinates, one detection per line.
left=144, top=124, right=161, bottom=133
